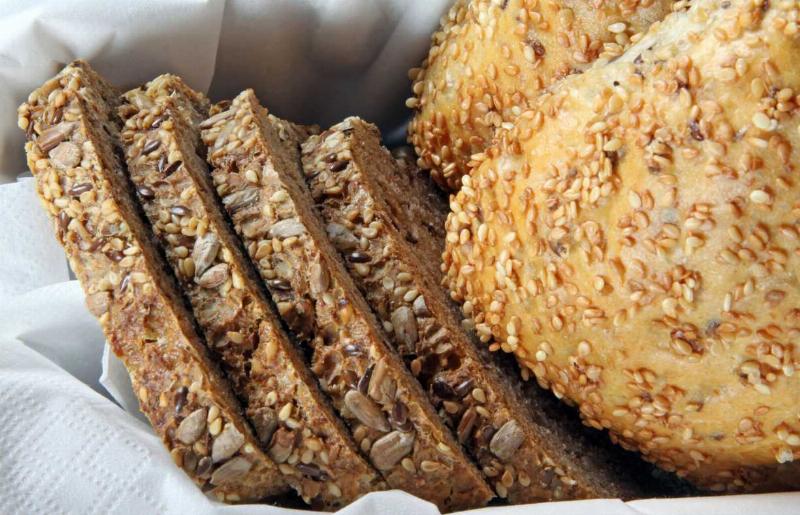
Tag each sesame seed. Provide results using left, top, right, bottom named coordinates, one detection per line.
left=749, top=190, right=770, bottom=204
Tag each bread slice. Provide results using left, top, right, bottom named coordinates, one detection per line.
left=200, top=90, right=494, bottom=511
left=298, top=117, right=644, bottom=502
left=18, top=61, right=286, bottom=503
left=116, top=75, right=384, bottom=508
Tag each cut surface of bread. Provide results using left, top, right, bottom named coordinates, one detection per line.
left=200, top=90, right=494, bottom=512
left=19, top=61, right=286, bottom=502
left=117, top=75, right=384, bottom=508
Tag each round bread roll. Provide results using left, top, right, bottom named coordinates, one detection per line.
left=444, top=0, right=800, bottom=493
left=407, top=0, right=681, bottom=191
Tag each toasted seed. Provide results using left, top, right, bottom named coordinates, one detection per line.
left=453, top=378, right=474, bottom=398
left=412, top=295, right=430, bottom=317
left=49, top=141, right=81, bottom=170
left=489, top=420, right=525, bottom=461
left=196, top=456, right=213, bottom=477
left=370, top=430, right=415, bottom=470
left=432, top=378, right=457, bottom=399
left=192, top=232, right=220, bottom=277
left=309, top=261, right=330, bottom=295
left=199, top=109, right=234, bottom=129
left=391, top=401, right=412, bottom=432
left=210, top=456, right=252, bottom=485
left=457, top=407, right=478, bottom=443
left=37, top=122, right=76, bottom=153
left=196, top=263, right=229, bottom=288
left=176, top=408, right=207, bottom=444
left=330, top=160, right=349, bottom=172
left=357, top=364, right=374, bottom=395
left=161, top=159, right=182, bottom=176
left=326, top=223, right=359, bottom=251
left=269, top=217, right=305, bottom=239
left=170, top=205, right=190, bottom=217
left=268, top=427, right=295, bottom=463
left=223, top=188, right=259, bottom=212
left=391, top=306, right=418, bottom=349
left=297, top=462, right=328, bottom=480
left=142, top=139, right=161, bottom=155
left=212, top=423, right=245, bottom=463
left=347, top=251, right=370, bottom=263
left=137, top=185, right=155, bottom=200
left=67, top=182, right=93, bottom=196
left=345, top=390, right=390, bottom=432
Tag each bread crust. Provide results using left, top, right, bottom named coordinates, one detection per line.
left=18, top=61, right=286, bottom=502
left=444, top=0, right=800, bottom=492
left=200, top=90, right=494, bottom=511
left=407, top=0, right=681, bottom=191
left=117, top=76, right=384, bottom=508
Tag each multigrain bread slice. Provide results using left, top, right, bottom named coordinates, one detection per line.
left=116, top=75, right=384, bottom=508
left=388, top=145, right=448, bottom=262
left=17, top=61, right=286, bottom=503
left=200, top=90, right=494, bottom=512
left=300, top=117, right=647, bottom=502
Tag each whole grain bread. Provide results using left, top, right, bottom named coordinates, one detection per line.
left=200, top=90, right=494, bottom=512
left=18, top=61, right=286, bottom=503
left=300, top=117, right=662, bottom=502
left=117, top=75, right=384, bottom=508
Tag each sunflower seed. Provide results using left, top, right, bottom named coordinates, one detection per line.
left=223, top=188, right=259, bottom=212
left=391, top=306, right=418, bottom=349
left=196, top=456, right=213, bottom=477
left=309, top=262, right=330, bottom=295
left=326, top=223, right=359, bottom=251
left=212, top=423, right=245, bottom=463
left=199, top=109, right=234, bottom=129
left=210, top=456, right=252, bottom=485
left=370, top=430, right=415, bottom=471
left=192, top=232, right=220, bottom=277
left=176, top=408, right=207, bottom=444
left=412, top=295, right=430, bottom=317
left=251, top=406, right=277, bottom=446
left=269, top=217, right=305, bottom=239
left=268, top=427, right=296, bottom=464
left=37, top=122, right=77, bottom=153
left=196, top=263, right=229, bottom=288
left=49, top=141, right=81, bottom=170
left=345, top=390, right=390, bottom=432
left=489, top=420, right=524, bottom=461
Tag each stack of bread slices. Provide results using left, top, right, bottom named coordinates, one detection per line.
left=18, top=60, right=691, bottom=510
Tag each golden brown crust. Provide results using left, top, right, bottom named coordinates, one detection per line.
left=407, top=0, right=681, bottom=191
left=300, top=117, right=652, bottom=502
left=200, top=91, right=494, bottom=511
left=18, top=61, right=286, bottom=502
left=444, top=0, right=800, bottom=492
left=117, top=76, right=384, bottom=508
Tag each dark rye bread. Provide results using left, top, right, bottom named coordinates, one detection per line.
left=300, top=117, right=655, bottom=502
left=200, top=90, right=494, bottom=512
left=117, top=75, right=384, bottom=508
left=18, top=61, right=286, bottom=502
